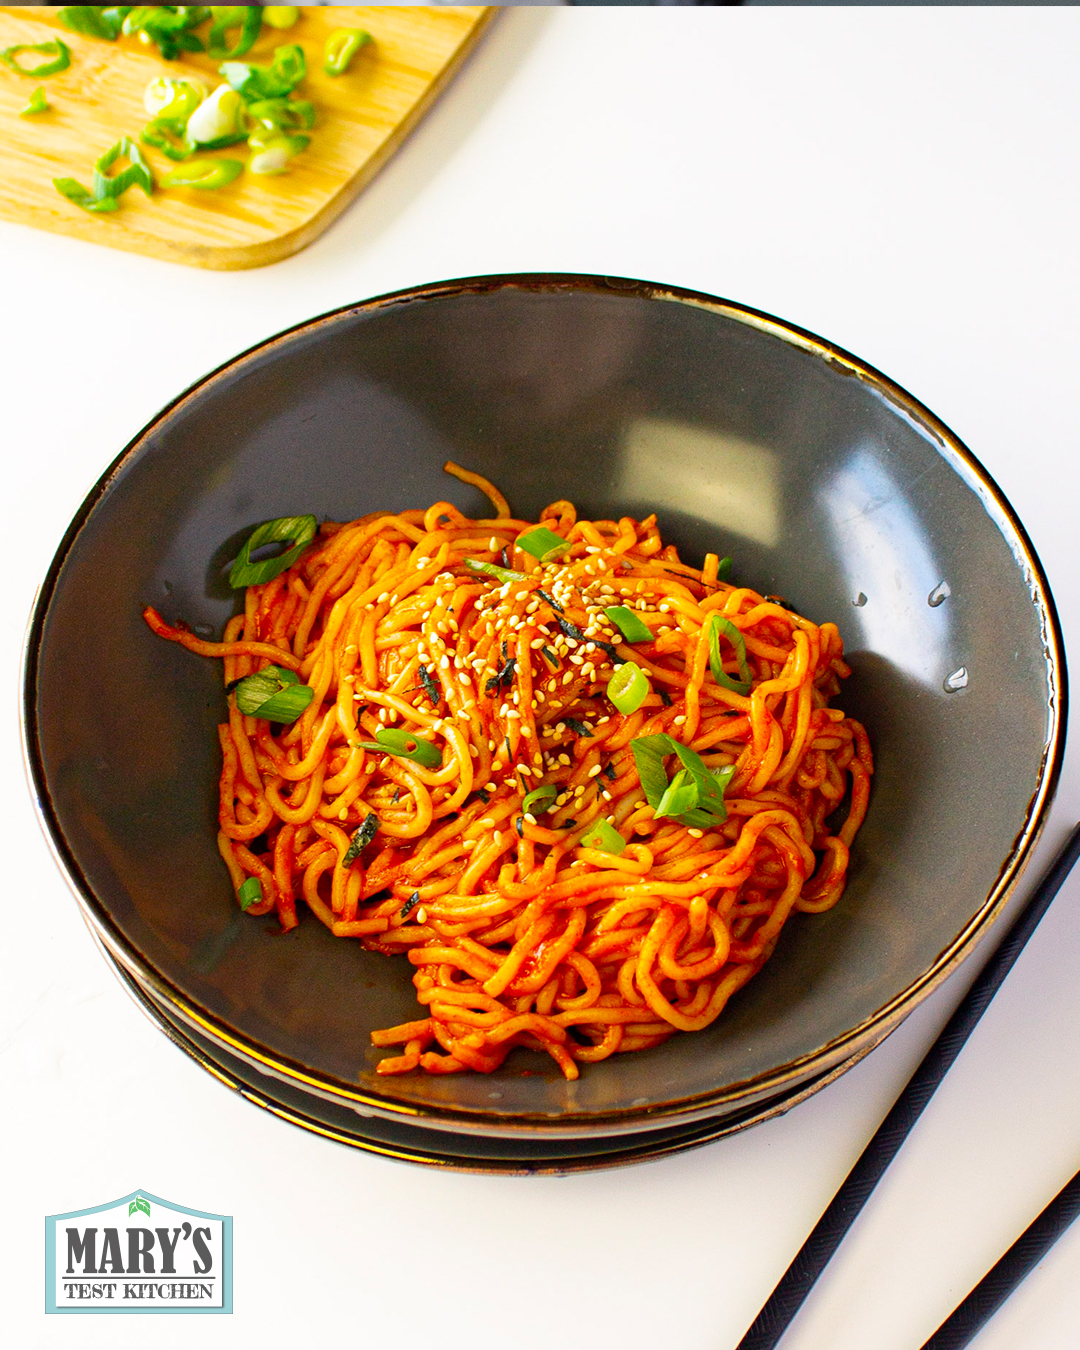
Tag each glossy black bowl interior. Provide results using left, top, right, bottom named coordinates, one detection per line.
left=26, top=275, right=1064, bottom=1138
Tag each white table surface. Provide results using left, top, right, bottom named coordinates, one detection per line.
left=3, top=8, right=1079, bottom=1348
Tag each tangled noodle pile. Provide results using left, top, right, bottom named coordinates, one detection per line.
left=145, top=463, right=872, bottom=1080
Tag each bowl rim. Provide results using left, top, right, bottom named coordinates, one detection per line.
left=21, top=271, right=1069, bottom=1136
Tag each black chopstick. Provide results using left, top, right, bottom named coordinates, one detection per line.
left=920, top=1164, right=1080, bottom=1349
left=737, top=821, right=1080, bottom=1350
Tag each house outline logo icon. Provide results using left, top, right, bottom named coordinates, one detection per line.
left=45, top=1190, right=233, bottom=1314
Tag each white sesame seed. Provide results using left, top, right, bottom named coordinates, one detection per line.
left=688, top=828, right=703, bottom=838
left=587, top=764, right=602, bottom=778
left=416, top=907, right=428, bottom=924
left=673, top=715, right=686, bottom=725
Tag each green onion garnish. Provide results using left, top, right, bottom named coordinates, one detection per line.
left=141, top=77, right=206, bottom=159
left=516, top=526, right=570, bottom=563
left=603, top=605, right=652, bottom=644
left=707, top=614, right=752, bottom=695
left=208, top=6, right=262, bottom=59
left=323, top=27, right=371, bottom=77
left=716, top=556, right=733, bottom=581
left=246, top=95, right=315, bottom=133
left=144, top=75, right=205, bottom=121
left=53, top=178, right=118, bottom=213
left=247, top=131, right=309, bottom=176
left=122, top=7, right=207, bottom=61
left=54, top=136, right=154, bottom=215
left=185, top=84, right=245, bottom=147
left=607, top=660, right=650, bottom=714
left=232, top=665, right=313, bottom=723
left=221, top=42, right=306, bottom=101
left=464, top=559, right=526, bottom=584
left=20, top=86, right=49, bottom=117
left=238, top=876, right=262, bottom=909
left=94, top=136, right=155, bottom=199
left=579, top=818, right=626, bottom=855
left=263, top=7, right=299, bottom=29
left=341, top=812, right=378, bottom=869
left=1, top=40, right=72, bottom=78
left=522, top=783, right=558, bottom=815
left=162, top=157, right=243, bottom=189
left=229, top=514, right=317, bottom=588
left=58, top=7, right=126, bottom=40
left=655, top=769, right=699, bottom=820
left=141, top=120, right=194, bottom=161
left=629, top=734, right=735, bottom=828
left=356, top=728, right=442, bottom=769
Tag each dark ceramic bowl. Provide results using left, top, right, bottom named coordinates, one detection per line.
left=24, top=274, right=1065, bottom=1148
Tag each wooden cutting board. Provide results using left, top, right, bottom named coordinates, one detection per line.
left=0, top=5, right=493, bottom=269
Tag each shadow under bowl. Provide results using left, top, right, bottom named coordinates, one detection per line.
left=23, top=273, right=1065, bottom=1145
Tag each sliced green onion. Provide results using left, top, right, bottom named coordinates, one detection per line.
left=464, top=559, right=526, bottom=583
left=629, top=733, right=734, bottom=828
left=247, top=131, right=309, bottom=176
left=186, top=83, right=244, bottom=145
left=1, top=40, right=72, bottom=78
left=716, top=556, right=733, bottom=581
left=20, top=86, right=49, bottom=117
left=263, top=7, right=299, bottom=30
left=143, top=75, right=205, bottom=121
left=629, top=734, right=671, bottom=811
left=604, top=605, right=652, bottom=644
left=245, top=95, right=315, bottom=133
left=58, top=7, right=128, bottom=40
left=607, top=660, right=649, bottom=714
left=232, top=666, right=313, bottom=723
left=516, top=526, right=570, bottom=563
left=229, top=514, right=317, bottom=588
left=341, top=812, right=378, bottom=868
left=93, top=136, right=154, bottom=200
left=579, top=818, right=626, bottom=855
left=356, top=728, right=442, bottom=769
left=123, top=7, right=206, bottom=60
left=323, top=27, right=371, bottom=76
left=162, top=157, right=243, bottom=189
left=707, top=614, right=752, bottom=695
left=141, top=119, right=195, bottom=161
left=655, top=769, right=698, bottom=820
left=222, top=42, right=305, bottom=102
left=522, top=783, right=558, bottom=815
left=238, top=876, right=262, bottom=909
left=53, top=177, right=118, bottom=213
left=207, top=6, right=262, bottom=58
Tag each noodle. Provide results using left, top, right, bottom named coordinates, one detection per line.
left=144, top=464, right=872, bottom=1080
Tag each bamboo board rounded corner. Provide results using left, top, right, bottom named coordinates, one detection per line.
left=0, top=6, right=495, bottom=270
